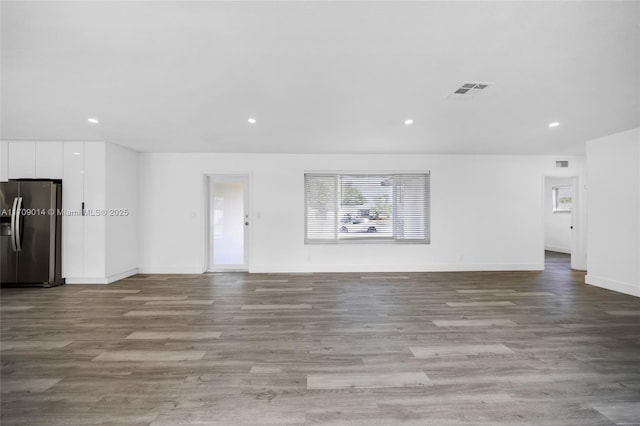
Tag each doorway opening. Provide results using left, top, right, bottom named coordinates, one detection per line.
left=543, top=175, right=581, bottom=271
left=206, top=175, right=250, bottom=272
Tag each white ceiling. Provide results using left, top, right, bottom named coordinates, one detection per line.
left=1, top=1, right=639, bottom=154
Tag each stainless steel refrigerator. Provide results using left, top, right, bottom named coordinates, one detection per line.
left=1, top=180, right=64, bottom=287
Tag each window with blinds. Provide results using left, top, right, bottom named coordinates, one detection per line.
left=304, top=173, right=430, bottom=244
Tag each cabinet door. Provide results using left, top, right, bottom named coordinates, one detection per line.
left=36, top=142, right=64, bottom=179
left=0, top=141, right=8, bottom=181
left=62, top=142, right=85, bottom=279
left=83, top=142, right=106, bottom=278
left=8, top=142, right=36, bottom=179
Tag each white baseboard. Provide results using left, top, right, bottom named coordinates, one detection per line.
left=585, top=274, right=640, bottom=298
left=96, top=263, right=546, bottom=276
left=250, top=263, right=544, bottom=273
left=65, top=268, right=139, bottom=285
left=66, top=277, right=109, bottom=285
left=106, top=268, right=138, bottom=283
left=545, top=246, right=571, bottom=254
left=137, top=265, right=205, bottom=274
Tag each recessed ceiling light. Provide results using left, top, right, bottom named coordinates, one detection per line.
left=73, top=152, right=81, bottom=156
left=247, top=118, right=256, bottom=124
left=87, top=118, right=99, bottom=124
left=548, top=122, right=560, bottom=128
left=404, top=119, right=414, bottom=125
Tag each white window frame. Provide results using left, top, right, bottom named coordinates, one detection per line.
left=552, top=185, right=573, bottom=213
left=304, top=172, right=430, bottom=244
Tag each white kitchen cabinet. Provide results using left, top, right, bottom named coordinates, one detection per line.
left=61, top=141, right=108, bottom=282
left=21, top=140, right=136, bottom=284
left=8, top=141, right=36, bottom=179
left=62, top=142, right=85, bottom=279
left=0, top=141, right=8, bottom=181
left=5, top=140, right=131, bottom=283
left=35, top=142, right=64, bottom=179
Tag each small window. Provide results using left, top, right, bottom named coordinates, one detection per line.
left=304, top=173, right=430, bottom=244
left=552, top=185, right=573, bottom=213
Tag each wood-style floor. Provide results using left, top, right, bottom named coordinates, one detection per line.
left=2, top=252, right=640, bottom=425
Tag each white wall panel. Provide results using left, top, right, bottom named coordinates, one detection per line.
left=586, top=127, right=640, bottom=297
left=8, top=141, right=36, bottom=179
left=105, top=143, right=138, bottom=278
left=0, top=141, right=9, bottom=182
left=35, top=142, right=64, bottom=179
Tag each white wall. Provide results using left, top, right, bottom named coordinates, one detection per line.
left=1, top=141, right=10, bottom=181
left=544, top=176, right=573, bottom=253
left=586, top=127, right=640, bottom=297
left=139, top=153, right=586, bottom=274
left=105, top=143, right=139, bottom=279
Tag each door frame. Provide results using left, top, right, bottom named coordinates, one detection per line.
left=541, top=174, right=586, bottom=271
left=205, top=174, right=251, bottom=272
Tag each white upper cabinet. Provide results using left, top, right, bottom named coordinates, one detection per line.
left=8, top=141, right=64, bottom=179
left=8, top=142, right=36, bottom=179
left=35, top=142, right=64, bottom=179
left=0, top=141, right=8, bottom=181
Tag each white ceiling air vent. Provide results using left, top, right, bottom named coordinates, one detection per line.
left=556, top=160, right=569, bottom=168
left=447, top=81, right=494, bottom=100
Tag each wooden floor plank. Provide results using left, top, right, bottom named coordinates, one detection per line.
left=125, top=331, right=221, bottom=340
left=240, top=304, right=313, bottom=310
left=307, top=372, right=429, bottom=389
left=432, top=319, right=518, bottom=327
left=445, top=301, right=516, bottom=307
left=92, top=350, right=206, bottom=362
left=410, top=344, right=514, bottom=358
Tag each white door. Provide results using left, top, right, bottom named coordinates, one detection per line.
left=208, top=175, right=249, bottom=271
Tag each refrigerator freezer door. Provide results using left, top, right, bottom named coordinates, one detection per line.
left=0, top=182, right=19, bottom=283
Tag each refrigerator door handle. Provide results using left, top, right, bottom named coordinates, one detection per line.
left=15, top=197, right=23, bottom=252
left=10, top=197, right=18, bottom=252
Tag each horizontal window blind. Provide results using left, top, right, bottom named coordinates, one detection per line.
left=393, top=174, right=430, bottom=242
left=305, top=174, right=338, bottom=242
left=305, top=173, right=430, bottom=244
